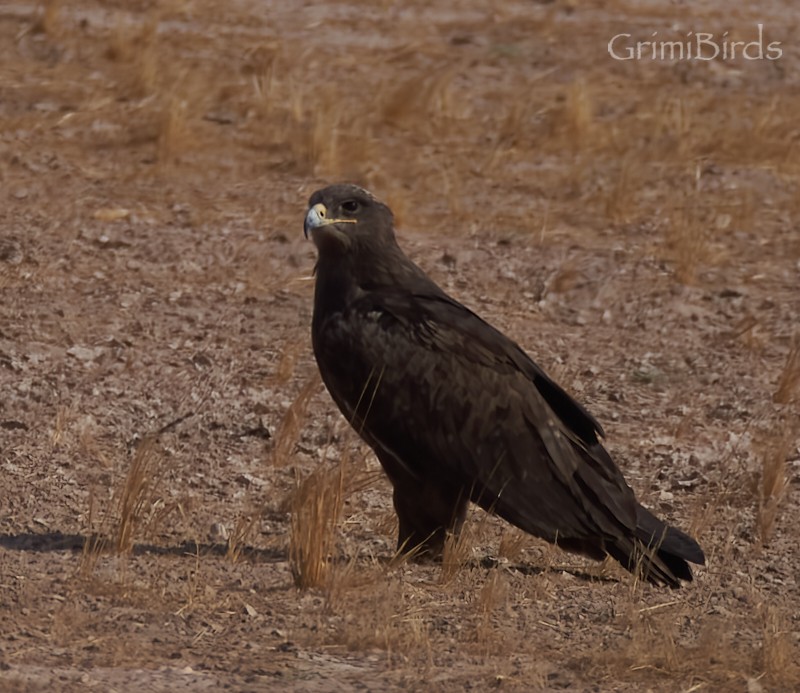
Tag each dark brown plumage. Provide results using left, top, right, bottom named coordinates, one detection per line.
left=305, top=183, right=705, bottom=587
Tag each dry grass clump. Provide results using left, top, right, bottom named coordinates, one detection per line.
left=157, top=93, right=190, bottom=163
left=79, top=434, right=181, bottom=573
left=663, top=188, right=712, bottom=285
left=623, top=603, right=682, bottom=678
left=325, top=572, right=434, bottom=660
left=244, top=42, right=280, bottom=112
left=225, top=372, right=323, bottom=562
left=50, top=405, right=71, bottom=446
left=564, top=78, right=595, bottom=151
left=289, top=461, right=346, bottom=589
left=591, top=591, right=798, bottom=691
left=759, top=602, right=797, bottom=687
left=439, top=526, right=473, bottom=585
left=604, top=155, right=638, bottom=225
left=271, top=374, right=321, bottom=466
left=658, top=168, right=749, bottom=284
left=475, top=570, right=510, bottom=647
left=115, top=436, right=176, bottom=553
left=496, top=527, right=529, bottom=562
left=755, top=428, right=793, bottom=545
left=39, top=0, right=62, bottom=37
left=105, top=16, right=161, bottom=97
left=224, top=505, right=265, bottom=563
left=772, top=337, right=800, bottom=404
left=380, top=66, right=463, bottom=130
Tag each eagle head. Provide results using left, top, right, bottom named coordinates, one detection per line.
left=304, top=184, right=395, bottom=254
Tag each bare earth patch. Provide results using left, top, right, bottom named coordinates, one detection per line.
left=1, top=1, right=798, bottom=690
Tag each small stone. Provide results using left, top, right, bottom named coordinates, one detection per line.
left=66, top=345, right=103, bottom=362
left=209, top=522, right=229, bottom=541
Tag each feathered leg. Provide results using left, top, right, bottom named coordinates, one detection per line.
left=390, top=476, right=468, bottom=559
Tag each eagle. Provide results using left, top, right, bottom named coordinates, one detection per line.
left=304, top=183, right=705, bottom=587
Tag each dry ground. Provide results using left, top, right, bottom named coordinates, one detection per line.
left=1, top=1, right=799, bottom=690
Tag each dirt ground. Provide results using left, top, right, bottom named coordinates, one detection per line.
left=1, top=1, right=799, bottom=691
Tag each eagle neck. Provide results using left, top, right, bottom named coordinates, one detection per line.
left=313, top=253, right=362, bottom=318
left=313, top=237, right=428, bottom=319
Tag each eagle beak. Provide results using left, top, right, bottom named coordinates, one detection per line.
left=304, top=203, right=357, bottom=239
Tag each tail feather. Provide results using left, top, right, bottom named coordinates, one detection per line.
left=636, top=504, right=705, bottom=563
left=608, top=505, right=705, bottom=588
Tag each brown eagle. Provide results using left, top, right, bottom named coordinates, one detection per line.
left=305, top=183, right=704, bottom=587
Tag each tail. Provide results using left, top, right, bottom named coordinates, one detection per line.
left=606, top=505, right=705, bottom=588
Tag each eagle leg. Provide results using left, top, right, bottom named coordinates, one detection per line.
left=391, top=478, right=468, bottom=560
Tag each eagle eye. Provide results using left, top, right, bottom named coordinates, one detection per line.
left=341, top=200, right=360, bottom=214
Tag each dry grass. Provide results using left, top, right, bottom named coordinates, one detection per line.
left=564, top=77, right=595, bottom=151
left=224, top=373, right=324, bottom=561
left=319, top=564, right=439, bottom=663
left=623, top=601, right=682, bottom=677
left=40, top=0, right=62, bottom=37
left=439, top=525, right=473, bottom=585
left=475, top=570, right=509, bottom=647
left=272, top=374, right=322, bottom=466
left=605, top=154, right=637, bottom=225
left=79, top=487, right=107, bottom=576
left=245, top=42, right=280, bottom=112
left=755, top=428, right=793, bottom=545
left=115, top=437, right=168, bottom=553
left=225, top=505, right=264, bottom=563
left=663, top=184, right=711, bottom=285
left=289, top=460, right=346, bottom=589
left=272, top=339, right=303, bottom=387
left=157, top=93, right=190, bottom=163
left=78, top=433, right=180, bottom=575
left=105, top=15, right=160, bottom=97
left=496, top=527, right=529, bottom=562
left=759, top=602, right=796, bottom=686
left=322, top=554, right=361, bottom=611
left=773, top=337, right=800, bottom=404
left=50, top=405, right=70, bottom=446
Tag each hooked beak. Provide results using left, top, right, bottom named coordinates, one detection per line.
left=304, top=203, right=357, bottom=239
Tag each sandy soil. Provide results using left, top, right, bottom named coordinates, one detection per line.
left=1, top=1, right=799, bottom=690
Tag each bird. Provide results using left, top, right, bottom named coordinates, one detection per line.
left=304, top=183, right=705, bottom=587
